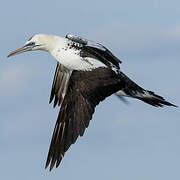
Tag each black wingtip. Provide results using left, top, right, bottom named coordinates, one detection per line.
left=49, top=163, right=54, bottom=172
left=45, top=163, right=49, bottom=170
left=49, top=98, right=53, bottom=104
left=49, top=90, right=54, bottom=104
left=45, top=159, right=50, bottom=171
left=45, top=161, right=54, bottom=172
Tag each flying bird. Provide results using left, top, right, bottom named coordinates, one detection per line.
left=8, top=34, right=177, bottom=171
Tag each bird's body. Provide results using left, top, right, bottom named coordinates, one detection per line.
left=49, top=36, right=90, bottom=71
left=8, top=33, right=177, bottom=171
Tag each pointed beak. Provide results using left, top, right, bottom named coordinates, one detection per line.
left=7, top=45, right=33, bottom=57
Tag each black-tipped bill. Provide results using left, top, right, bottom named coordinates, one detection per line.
left=7, top=45, right=33, bottom=57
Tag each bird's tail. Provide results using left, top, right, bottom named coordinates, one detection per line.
left=116, top=72, right=177, bottom=107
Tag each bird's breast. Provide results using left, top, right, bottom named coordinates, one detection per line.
left=51, top=48, right=103, bottom=71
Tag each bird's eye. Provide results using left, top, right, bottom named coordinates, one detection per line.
left=25, top=42, right=35, bottom=46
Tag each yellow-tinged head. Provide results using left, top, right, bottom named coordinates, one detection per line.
left=8, top=34, right=61, bottom=57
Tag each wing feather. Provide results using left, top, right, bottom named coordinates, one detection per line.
left=45, top=68, right=121, bottom=171
left=49, top=62, right=72, bottom=107
left=66, top=34, right=121, bottom=70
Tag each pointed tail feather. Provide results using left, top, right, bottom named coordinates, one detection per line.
left=116, top=72, right=177, bottom=107
left=136, top=90, right=177, bottom=107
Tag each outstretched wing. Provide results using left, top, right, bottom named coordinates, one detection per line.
left=49, top=62, right=72, bottom=107
left=45, top=67, right=121, bottom=171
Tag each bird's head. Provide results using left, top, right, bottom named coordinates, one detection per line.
left=8, top=34, right=58, bottom=57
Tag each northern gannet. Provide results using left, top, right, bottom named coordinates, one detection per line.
left=8, top=34, right=177, bottom=171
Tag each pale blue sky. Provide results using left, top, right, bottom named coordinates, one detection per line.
left=1, top=0, right=180, bottom=179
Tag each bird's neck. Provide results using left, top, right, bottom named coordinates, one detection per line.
left=42, top=35, right=67, bottom=52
